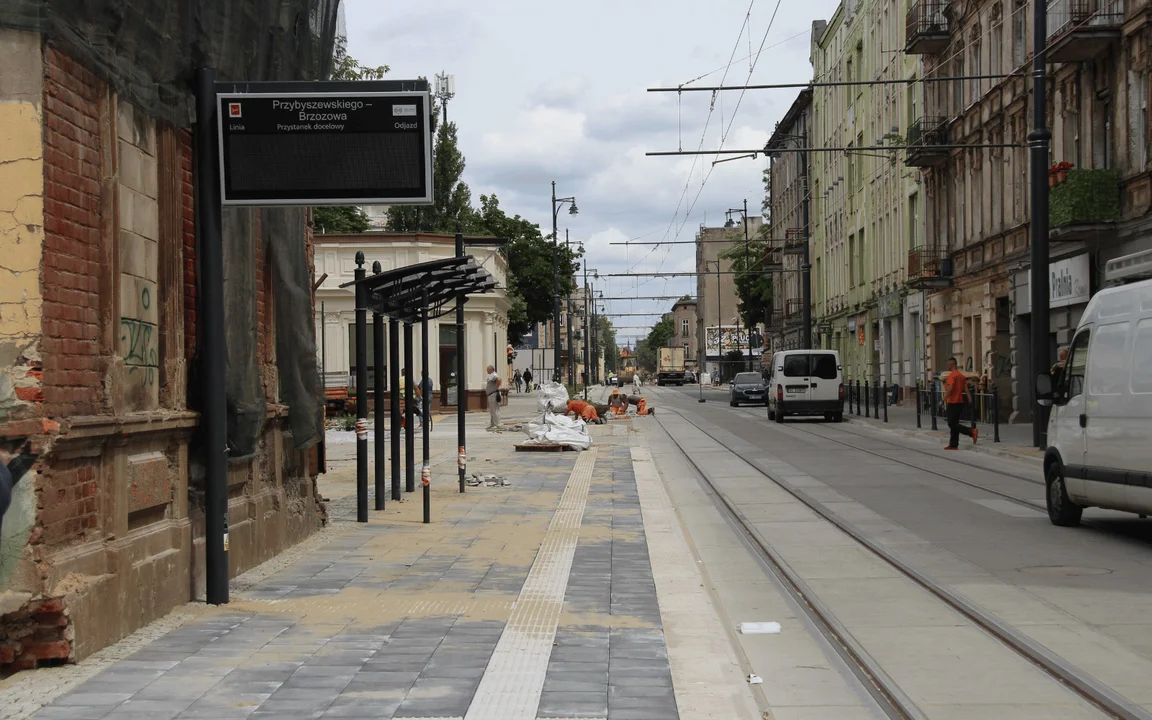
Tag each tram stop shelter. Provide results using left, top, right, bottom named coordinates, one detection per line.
left=341, top=254, right=498, bottom=525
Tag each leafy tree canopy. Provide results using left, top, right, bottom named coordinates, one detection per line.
left=720, top=224, right=773, bottom=331
left=313, top=205, right=370, bottom=234
left=637, top=317, right=674, bottom=372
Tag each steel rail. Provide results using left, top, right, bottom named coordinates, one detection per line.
left=652, top=400, right=1148, bottom=720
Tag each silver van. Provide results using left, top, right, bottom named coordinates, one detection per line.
left=767, top=350, right=845, bottom=423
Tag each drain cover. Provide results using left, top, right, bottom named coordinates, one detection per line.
left=1017, top=565, right=1113, bottom=576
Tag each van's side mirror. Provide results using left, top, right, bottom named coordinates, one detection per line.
left=1035, top=372, right=1055, bottom=407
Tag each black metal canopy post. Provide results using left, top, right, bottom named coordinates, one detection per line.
left=456, top=223, right=467, bottom=494
left=195, top=68, right=228, bottom=604
left=1029, top=0, right=1051, bottom=449
left=354, top=252, right=368, bottom=523
left=421, top=292, right=431, bottom=524
left=404, top=323, right=415, bottom=493
left=390, top=318, right=401, bottom=501
left=372, top=262, right=385, bottom=512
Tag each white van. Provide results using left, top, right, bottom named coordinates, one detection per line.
left=1036, top=249, right=1152, bottom=526
left=767, top=349, right=845, bottom=423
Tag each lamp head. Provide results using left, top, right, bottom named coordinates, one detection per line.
left=568, top=203, right=579, bottom=216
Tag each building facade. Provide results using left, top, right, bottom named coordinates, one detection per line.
left=671, top=298, right=699, bottom=368
left=695, top=218, right=764, bottom=374
left=767, top=89, right=812, bottom=354
left=0, top=9, right=332, bottom=670
left=809, top=0, right=924, bottom=394
left=313, top=233, right=512, bottom=410
left=908, top=0, right=1152, bottom=420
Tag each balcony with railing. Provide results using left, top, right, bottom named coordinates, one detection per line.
left=906, top=247, right=953, bottom=289
left=785, top=298, right=804, bottom=325
left=905, top=0, right=950, bottom=55
left=783, top=228, right=806, bottom=255
left=905, top=117, right=949, bottom=168
left=762, top=241, right=784, bottom=272
left=1047, top=0, right=1124, bottom=63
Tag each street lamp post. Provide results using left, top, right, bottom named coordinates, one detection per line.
left=551, top=181, right=578, bottom=384
left=566, top=229, right=574, bottom=387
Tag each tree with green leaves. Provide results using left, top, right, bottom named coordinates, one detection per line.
left=637, top=317, right=674, bottom=372
left=720, top=224, right=773, bottom=332
left=597, top=316, right=618, bottom=373
left=469, top=194, right=580, bottom=346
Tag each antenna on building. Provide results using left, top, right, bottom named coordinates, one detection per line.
left=434, top=72, right=456, bottom=126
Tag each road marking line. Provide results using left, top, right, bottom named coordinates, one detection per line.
left=462, top=450, right=596, bottom=720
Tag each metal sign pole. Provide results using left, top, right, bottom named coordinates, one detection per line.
left=195, top=68, right=228, bottom=605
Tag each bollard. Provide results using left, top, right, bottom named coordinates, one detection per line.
left=864, top=379, right=870, bottom=418
left=915, top=381, right=921, bottom=429
left=930, top=382, right=938, bottom=431
left=856, top=380, right=862, bottom=416
left=883, top=383, right=889, bottom=423
left=992, top=384, right=1001, bottom=443
left=873, top=380, right=880, bottom=419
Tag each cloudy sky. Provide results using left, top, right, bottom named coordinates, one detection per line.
left=344, top=0, right=841, bottom=344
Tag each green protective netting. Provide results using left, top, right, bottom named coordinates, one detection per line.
left=0, top=0, right=341, bottom=127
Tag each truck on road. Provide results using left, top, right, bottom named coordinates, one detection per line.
left=657, top=347, right=687, bottom=386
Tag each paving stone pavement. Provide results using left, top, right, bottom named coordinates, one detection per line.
left=26, top=412, right=678, bottom=720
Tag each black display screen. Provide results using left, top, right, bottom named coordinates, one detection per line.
left=218, top=92, right=431, bottom=205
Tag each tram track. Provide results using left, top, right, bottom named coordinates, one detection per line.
left=650, top=399, right=1149, bottom=720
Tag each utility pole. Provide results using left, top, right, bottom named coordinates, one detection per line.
left=550, top=181, right=578, bottom=383
left=1028, top=0, right=1051, bottom=449
left=742, top=198, right=751, bottom=369
left=566, top=229, right=574, bottom=387
left=583, top=257, right=590, bottom=400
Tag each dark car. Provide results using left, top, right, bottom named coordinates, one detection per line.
left=729, top=371, right=767, bottom=406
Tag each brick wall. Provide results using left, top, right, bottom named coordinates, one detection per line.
left=36, top=458, right=98, bottom=550
left=40, top=48, right=104, bottom=417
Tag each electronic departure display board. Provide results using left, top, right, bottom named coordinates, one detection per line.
left=217, top=89, right=432, bottom=206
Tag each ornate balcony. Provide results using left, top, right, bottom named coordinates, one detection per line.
left=906, top=247, right=953, bottom=290
left=905, top=0, right=950, bottom=55
left=762, top=242, right=783, bottom=272
left=1047, top=0, right=1124, bottom=63
left=905, top=117, right=949, bottom=168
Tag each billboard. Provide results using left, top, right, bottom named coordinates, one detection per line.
left=706, top=326, right=764, bottom=358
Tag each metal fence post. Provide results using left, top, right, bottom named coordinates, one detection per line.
left=856, top=379, right=861, bottom=416
left=930, top=381, right=938, bottom=431
left=873, top=379, right=880, bottom=419
left=916, top=381, right=921, bottom=428
left=864, top=378, right=870, bottom=418
left=883, top=383, right=889, bottom=423
left=993, top=383, right=1001, bottom=443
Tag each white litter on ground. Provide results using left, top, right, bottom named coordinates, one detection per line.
left=747, top=674, right=764, bottom=684
left=740, top=622, right=782, bottom=634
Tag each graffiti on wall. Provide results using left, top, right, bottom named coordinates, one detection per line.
left=120, top=282, right=158, bottom=390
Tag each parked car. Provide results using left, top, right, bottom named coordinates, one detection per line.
left=684, top=370, right=697, bottom=384
left=1035, top=249, right=1152, bottom=527
left=767, top=350, right=844, bottom=422
left=729, top=372, right=767, bottom=406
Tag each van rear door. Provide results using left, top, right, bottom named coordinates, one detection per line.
left=780, top=353, right=812, bottom=405
left=809, top=352, right=840, bottom=402
left=1053, top=329, right=1090, bottom=501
